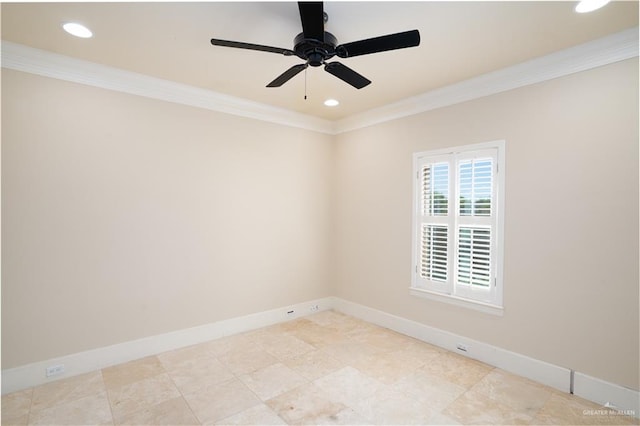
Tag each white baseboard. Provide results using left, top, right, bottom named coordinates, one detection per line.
left=330, top=297, right=570, bottom=392
left=331, top=297, right=639, bottom=418
left=574, top=372, right=640, bottom=419
left=3, top=295, right=637, bottom=419
left=1, top=297, right=333, bottom=395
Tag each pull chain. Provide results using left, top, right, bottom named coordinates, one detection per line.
left=304, top=67, right=308, bottom=100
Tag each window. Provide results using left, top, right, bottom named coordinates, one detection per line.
left=411, top=141, right=505, bottom=314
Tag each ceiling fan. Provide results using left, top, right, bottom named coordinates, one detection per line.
left=210, top=2, right=420, bottom=90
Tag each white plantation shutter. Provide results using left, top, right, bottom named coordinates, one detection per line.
left=413, top=142, right=503, bottom=309
left=415, top=157, right=453, bottom=294
left=454, top=150, right=497, bottom=303
left=420, top=225, right=448, bottom=282
left=457, top=227, right=491, bottom=287
left=454, top=152, right=497, bottom=303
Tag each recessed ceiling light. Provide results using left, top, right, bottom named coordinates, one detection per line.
left=324, top=99, right=339, bottom=107
left=62, top=22, right=93, bottom=38
left=575, top=0, right=610, bottom=13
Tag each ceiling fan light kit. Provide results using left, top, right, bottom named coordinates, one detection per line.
left=210, top=1, right=420, bottom=90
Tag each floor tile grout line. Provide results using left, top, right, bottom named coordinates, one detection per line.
left=161, top=337, right=302, bottom=425
left=160, top=357, right=204, bottom=426
left=226, top=331, right=321, bottom=425
left=25, top=387, right=35, bottom=426
left=243, top=318, right=363, bottom=424
left=27, top=371, right=110, bottom=422
left=99, top=370, right=118, bottom=426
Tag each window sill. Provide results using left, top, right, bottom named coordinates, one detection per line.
left=409, top=287, right=504, bottom=316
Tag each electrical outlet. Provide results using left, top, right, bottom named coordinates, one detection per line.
left=310, top=304, right=319, bottom=312
left=456, top=343, right=468, bottom=352
left=46, top=364, right=65, bottom=377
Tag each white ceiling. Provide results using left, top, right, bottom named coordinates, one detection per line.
left=1, top=1, right=638, bottom=120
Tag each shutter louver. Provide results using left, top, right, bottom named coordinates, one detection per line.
left=459, top=159, right=493, bottom=216
left=420, top=225, right=448, bottom=282
left=457, top=227, right=491, bottom=287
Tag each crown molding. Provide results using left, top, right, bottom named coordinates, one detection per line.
left=0, top=41, right=335, bottom=135
left=2, top=26, right=638, bottom=136
left=334, top=26, right=639, bottom=134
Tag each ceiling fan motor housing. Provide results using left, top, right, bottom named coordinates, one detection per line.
left=293, top=31, right=338, bottom=66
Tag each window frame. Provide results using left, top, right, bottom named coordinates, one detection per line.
left=410, top=140, right=505, bottom=315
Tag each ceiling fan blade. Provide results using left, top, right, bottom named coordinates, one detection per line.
left=211, top=38, right=295, bottom=56
left=336, top=29, right=420, bottom=58
left=298, top=2, right=324, bottom=42
left=324, top=62, right=371, bottom=89
left=267, top=63, right=308, bottom=87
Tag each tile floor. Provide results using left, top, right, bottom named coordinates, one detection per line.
left=2, top=310, right=637, bottom=425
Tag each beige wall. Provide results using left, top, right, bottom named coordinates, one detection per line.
left=1, top=69, right=334, bottom=368
left=332, top=59, right=639, bottom=390
left=2, top=58, right=638, bottom=392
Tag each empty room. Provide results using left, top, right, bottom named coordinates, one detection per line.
left=1, top=1, right=638, bottom=425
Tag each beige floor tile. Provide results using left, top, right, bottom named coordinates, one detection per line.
left=313, top=366, right=384, bottom=409
left=114, top=396, right=199, bottom=425
left=214, top=403, right=287, bottom=425
left=283, top=349, right=345, bottom=381
left=351, top=350, right=422, bottom=385
left=157, top=343, right=216, bottom=370
left=240, top=327, right=287, bottom=347
left=266, top=317, right=316, bottom=333
left=167, top=356, right=235, bottom=395
left=31, top=371, right=106, bottom=412
left=350, top=386, right=434, bottom=425
left=28, top=391, right=113, bottom=425
left=419, top=351, right=494, bottom=389
left=287, top=322, right=347, bottom=348
left=15, top=312, right=633, bottom=426
left=2, top=412, right=30, bottom=426
left=183, top=377, right=261, bottom=424
left=533, top=392, right=638, bottom=425
left=1, top=388, right=33, bottom=425
left=320, top=340, right=382, bottom=365
left=302, top=407, right=371, bottom=425
left=107, top=372, right=181, bottom=421
left=203, top=333, right=255, bottom=357
left=470, top=368, right=553, bottom=416
left=243, top=322, right=316, bottom=348
left=352, top=328, right=419, bottom=352
left=306, top=311, right=352, bottom=327
left=390, top=341, right=443, bottom=367
left=308, top=312, right=379, bottom=338
left=268, top=317, right=346, bottom=347
left=217, top=345, right=279, bottom=375
left=239, top=363, right=309, bottom=401
left=102, top=356, right=166, bottom=390
left=260, top=334, right=316, bottom=360
left=391, top=370, right=466, bottom=412
left=442, top=389, right=533, bottom=425
left=266, top=383, right=347, bottom=425
left=427, top=411, right=463, bottom=425
left=330, top=319, right=379, bottom=339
